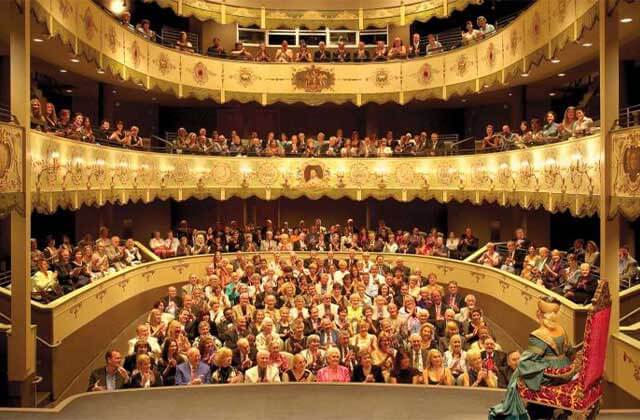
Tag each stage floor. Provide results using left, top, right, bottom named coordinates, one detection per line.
left=0, top=384, right=637, bottom=420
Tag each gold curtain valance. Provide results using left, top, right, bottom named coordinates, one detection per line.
left=30, top=0, right=598, bottom=106
left=145, top=0, right=479, bottom=30
left=27, top=128, right=601, bottom=217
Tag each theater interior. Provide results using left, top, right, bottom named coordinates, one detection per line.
left=1, top=0, right=640, bottom=418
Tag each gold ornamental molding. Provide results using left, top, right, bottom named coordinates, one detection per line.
left=26, top=126, right=602, bottom=216
left=612, top=126, right=640, bottom=220
left=145, top=0, right=482, bottom=30
left=29, top=0, right=598, bottom=105
left=0, top=123, right=24, bottom=217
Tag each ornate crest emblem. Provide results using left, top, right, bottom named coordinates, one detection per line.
left=623, top=145, right=640, bottom=184
left=486, top=42, right=497, bottom=69
left=348, top=162, right=370, bottom=186
left=237, top=68, right=255, bottom=87
left=105, top=26, right=118, bottom=54
left=497, top=163, right=512, bottom=185
left=419, top=63, right=433, bottom=85
left=154, top=52, right=176, bottom=76
left=211, top=162, right=233, bottom=185
left=470, top=164, right=489, bottom=187
left=374, top=69, right=389, bottom=88
left=297, top=160, right=330, bottom=187
left=256, top=162, right=279, bottom=186
left=509, top=30, right=520, bottom=56
left=292, top=65, right=335, bottom=93
left=456, top=54, right=468, bottom=78
left=58, top=0, right=73, bottom=19
left=129, top=40, right=142, bottom=69
left=193, top=62, right=209, bottom=85
left=82, top=7, right=97, bottom=41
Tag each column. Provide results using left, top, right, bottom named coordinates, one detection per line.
left=598, top=0, right=620, bottom=373
left=7, top=0, right=36, bottom=407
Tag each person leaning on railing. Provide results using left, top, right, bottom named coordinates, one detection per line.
left=30, top=98, right=47, bottom=131
left=176, top=31, right=195, bottom=53
left=480, top=123, right=501, bottom=151
left=230, top=41, right=253, bottom=61
left=136, top=19, right=156, bottom=42
left=461, top=20, right=481, bottom=45
left=353, top=41, right=372, bottom=62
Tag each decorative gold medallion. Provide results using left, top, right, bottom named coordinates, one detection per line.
left=292, top=65, right=335, bottom=93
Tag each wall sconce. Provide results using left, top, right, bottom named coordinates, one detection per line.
left=160, top=166, right=174, bottom=190
left=132, top=163, right=149, bottom=189
left=86, top=158, right=106, bottom=190
left=420, top=172, right=430, bottom=191
left=240, top=167, right=252, bottom=189
left=61, top=157, right=84, bottom=191
left=110, top=161, right=130, bottom=189
left=374, top=166, right=387, bottom=189
left=35, top=151, right=61, bottom=191
left=543, top=157, right=560, bottom=185
left=280, top=167, right=291, bottom=189
left=196, top=169, right=208, bottom=189
left=335, top=168, right=346, bottom=188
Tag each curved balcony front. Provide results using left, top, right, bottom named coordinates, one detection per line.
left=29, top=0, right=599, bottom=105
left=28, top=127, right=601, bottom=215
left=144, top=0, right=480, bottom=29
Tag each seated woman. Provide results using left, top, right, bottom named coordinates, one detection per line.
left=477, top=242, right=501, bottom=267
left=109, top=120, right=127, bottom=146
left=490, top=298, right=575, bottom=418
left=31, top=259, right=61, bottom=301
left=351, top=350, right=385, bottom=383
left=420, top=349, right=454, bottom=386
left=147, top=308, right=167, bottom=344
left=300, top=334, right=325, bottom=374
left=283, top=354, right=315, bottom=382
left=127, top=354, right=162, bottom=388
left=267, top=340, right=289, bottom=375
left=351, top=320, right=377, bottom=353
left=124, top=239, right=143, bottom=265
left=371, top=332, right=396, bottom=376
left=30, top=98, right=47, bottom=131
left=559, top=106, right=577, bottom=140
left=176, top=31, right=194, bottom=53
left=481, top=124, right=501, bottom=150
left=389, top=351, right=420, bottom=384
left=44, top=102, right=57, bottom=132
left=81, top=116, right=95, bottom=143
left=316, top=347, right=351, bottom=382
left=461, top=20, right=480, bottom=45
left=230, top=41, right=253, bottom=60
left=157, top=339, right=187, bottom=386
left=295, top=40, right=312, bottom=62
left=538, top=111, right=560, bottom=142
left=443, top=334, right=467, bottom=384
left=387, top=37, right=407, bottom=59
left=463, top=349, right=497, bottom=387
left=538, top=249, right=564, bottom=290
left=584, top=240, right=600, bottom=267
left=211, top=347, right=243, bottom=383
left=254, top=42, right=271, bottom=62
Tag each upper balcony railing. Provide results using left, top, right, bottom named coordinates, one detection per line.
left=143, top=0, right=481, bottom=30
left=30, top=0, right=598, bottom=105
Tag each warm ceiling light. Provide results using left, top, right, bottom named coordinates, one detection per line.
left=152, top=97, right=157, bottom=101
left=70, top=57, right=80, bottom=63
left=59, top=69, right=68, bottom=73
left=112, top=90, right=117, bottom=94
left=461, top=99, right=467, bottom=103
left=483, top=84, right=489, bottom=88
left=549, top=92, right=556, bottom=96
left=33, top=37, right=44, bottom=43
left=521, top=73, right=529, bottom=77
left=581, top=42, right=593, bottom=47
left=65, top=89, right=73, bottom=93
left=97, top=68, right=105, bottom=74
left=620, top=18, right=633, bottom=23
left=110, top=1, right=126, bottom=15
left=550, top=58, right=560, bottom=64
left=558, top=73, right=566, bottom=77
left=508, top=92, right=513, bottom=96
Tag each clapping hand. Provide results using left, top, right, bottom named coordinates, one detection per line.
left=191, top=375, right=203, bottom=385
left=92, top=379, right=105, bottom=391
left=117, top=367, right=129, bottom=381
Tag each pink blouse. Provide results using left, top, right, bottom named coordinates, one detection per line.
left=316, top=365, right=351, bottom=383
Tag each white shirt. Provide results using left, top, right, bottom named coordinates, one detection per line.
left=244, top=365, right=281, bottom=383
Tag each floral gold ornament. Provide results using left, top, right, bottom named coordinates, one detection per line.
left=82, top=7, right=98, bottom=41
left=623, top=352, right=640, bottom=382
left=348, top=162, right=370, bottom=187
left=237, top=68, right=255, bottom=87
left=193, top=62, right=209, bottom=85
left=373, top=69, right=390, bottom=88
left=532, top=11, right=542, bottom=42
left=256, top=162, right=280, bottom=186
left=292, top=65, right=335, bottom=93
left=105, top=26, right=118, bottom=54
left=210, top=162, right=233, bottom=185
left=0, top=127, right=19, bottom=192
left=557, top=0, right=568, bottom=22
left=154, top=52, right=176, bottom=76
left=57, top=0, right=73, bottom=19
left=456, top=54, right=469, bottom=78
left=509, top=29, right=521, bottom=57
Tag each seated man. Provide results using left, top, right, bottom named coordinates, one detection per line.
left=88, top=350, right=129, bottom=391
left=127, top=324, right=161, bottom=355
left=498, top=350, right=520, bottom=388
left=619, top=246, right=638, bottom=286
left=175, top=347, right=211, bottom=385
left=244, top=350, right=281, bottom=383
